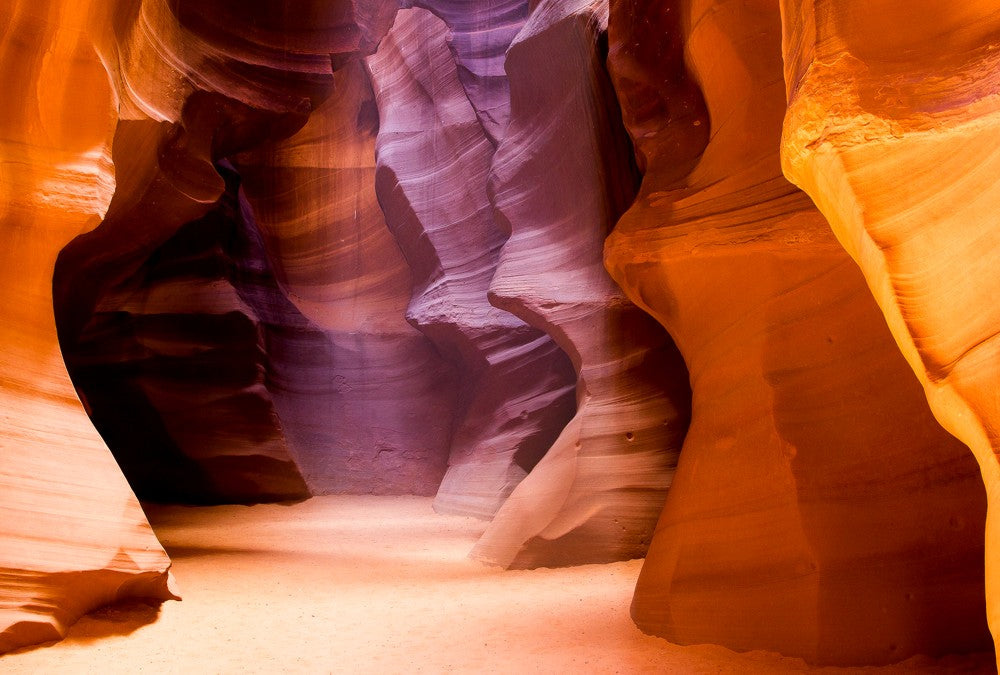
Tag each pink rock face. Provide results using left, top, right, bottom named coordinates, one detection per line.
left=605, top=0, right=990, bottom=665
left=61, top=3, right=458, bottom=498
left=54, top=0, right=361, bottom=501
left=0, top=0, right=176, bottom=654
left=779, top=0, right=1000, bottom=654
left=367, top=8, right=577, bottom=518
left=235, top=61, right=458, bottom=496
left=470, top=0, right=692, bottom=568
left=401, top=0, right=529, bottom=144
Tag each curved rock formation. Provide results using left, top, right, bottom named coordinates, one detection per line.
left=605, top=0, right=990, bottom=665
left=59, top=2, right=462, bottom=498
left=235, top=59, right=457, bottom=496
left=54, top=95, right=315, bottom=503
left=779, top=0, right=1000, bottom=655
left=0, top=0, right=176, bottom=654
left=61, top=164, right=310, bottom=504
left=368, top=7, right=576, bottom=518
left=471, top=0, right=692, bottom=568
left=96, top=0, right=396, bottom=124
left=401, top=0, right=529, bottom=144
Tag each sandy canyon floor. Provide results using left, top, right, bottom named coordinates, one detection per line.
left=2, top=496, right=994, bottom=674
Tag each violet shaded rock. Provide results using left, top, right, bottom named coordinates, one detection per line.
left=470, top=0, right=691, bottom=568
left=236, top=61, right=457, bottom=495
left=368, top=8, right=576, bottom=517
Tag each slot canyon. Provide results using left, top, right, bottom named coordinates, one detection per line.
left=1, top=0, right=999, bottom=671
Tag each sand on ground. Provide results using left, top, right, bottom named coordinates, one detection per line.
left=1, top=496, right=994, bottom=674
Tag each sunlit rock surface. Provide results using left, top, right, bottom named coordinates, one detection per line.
left=605, top=0, right=990, bottom=665
left=0, top=0, right=176, bottom=654
left=3, top=0, right=1000, bottom=666
left=470, top=0, right=691, bottom=569
left=368, top=8, right=576, bottom=518
left=780, top=0, right=1000, bottom=655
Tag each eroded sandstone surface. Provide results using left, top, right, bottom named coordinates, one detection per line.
left=470, top=0, right=691, bottom=569
left=1, top=0, right=998, bottom=666
left=0, top=0, right=177, bottom=653
left=779, top=0, right=1000, bottom=656
left=605, top=0, right=991, bottom=665
left=368, top=7, right=576, bottom=518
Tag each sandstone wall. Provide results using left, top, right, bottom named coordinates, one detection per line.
left=471, top=0, right=692, bottom=568
left=605, top=0, right=991, bottom=664
left=0, top=0, right=176, bottom=653
left=779, top=0, right=1000, bottom=654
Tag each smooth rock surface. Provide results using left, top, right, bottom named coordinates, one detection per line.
left=400, top=0, right=529, bottom=144
left=61, top=164, right=310, bottom=504
left=606, top=0, right=991, bottom=665
left=471, top=0, right=692, bottom=568
left=0, top=0, right=176, bottom=654
left=780, top=0, right=1000, bottom=655
left=235, top=59, right=458, bottom=496
left=368, top=8, right=576, bottom=518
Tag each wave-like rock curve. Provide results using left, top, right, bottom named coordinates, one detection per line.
left=470, top=0, right=692, bottom=568
left=605, top=0, right=991, bottom=665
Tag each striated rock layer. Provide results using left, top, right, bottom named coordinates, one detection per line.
left=471, top=0, right=692, bottom=568
left=58, top=1, right=459, bottom=498
left=400, top=0, right=529, bottom=144
left=368, top=7, right=576, bottom=518
left=0, top=0, right=176, bottom=654
left=605, top=0, right=990, bottom=665
left=61, top=164, right=310, bottom=504
left=779, top=0, right=1000, bottom=656
left=53, top=93, right=316, bottom=504
left=235, top=60, right=457, bottom=496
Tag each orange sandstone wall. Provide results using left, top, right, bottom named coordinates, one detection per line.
left=779, top=0, right=1000, bottom=656
left=0, top=0, right=176, bottom=653
left=605, top=0, right=991, bottom=665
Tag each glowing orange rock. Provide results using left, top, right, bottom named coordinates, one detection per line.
left=780, top=0, right=1000, bottom=658
left=0, top=0, right=176, bottom=654
left=606, top=0, right=990, bottom=664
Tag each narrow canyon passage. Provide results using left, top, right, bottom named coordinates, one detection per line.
left=2, top=497, right=994, bottom=674
left=4, top=0, right=1000, bottom=668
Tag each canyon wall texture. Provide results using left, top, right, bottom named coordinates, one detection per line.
left=604, top=0, right=991, bottom=665
left=470, top=0, right=691, bottom=568
left=779, top=1, right=1000, bottom=654
left=55, top=0, right=461, bottom=498
left=0, top=0, right=177, bottom=654
left=234, top=59, right=458, bottom=497
left=57, top=142, right=312, bottom=504
left=368, top=6, right=577, bottom=518
left=2, top=0, right=999, bottom=667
